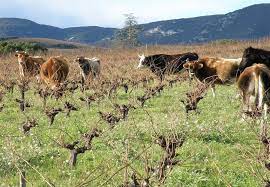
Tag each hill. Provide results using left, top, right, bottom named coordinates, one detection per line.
left=140, top=3, right=270, bottom=44
left=0, top=3, right=270, bottom=44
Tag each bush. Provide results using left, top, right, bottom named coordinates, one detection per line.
left=211, top=39, right=239, bottom=45
left=0, top=41, right=48, bottom=54
left=50, top=44, right=78, bottom=49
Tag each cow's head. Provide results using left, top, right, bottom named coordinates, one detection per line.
left=183, top=60, right=203, bottom=78
left=15, top=51, right=29, bottom=64
left=240, top=47, right=256, bottom=68
left=75, top=56, right=85, bottom=65
left=137, top=54, right=146, bottom=69
left=240, top=47, right=268, bottom=71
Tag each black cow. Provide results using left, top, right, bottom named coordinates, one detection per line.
left=137, top=53, right=199, bottom=81
left=238, top=47, right=270, bottom=75
left=74, top=56, right=101, bottom=84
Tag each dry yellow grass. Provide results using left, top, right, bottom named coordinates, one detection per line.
left=2, top=37, right=270, bottom=82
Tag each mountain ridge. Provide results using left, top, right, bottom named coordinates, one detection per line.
left=0, top=3, right=270, bottom=45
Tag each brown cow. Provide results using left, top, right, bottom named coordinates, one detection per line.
left=183, top=57, right=242, bottom=97
left=40, top=56, right=69, bottom=89
left=15, top=51, right=45, bottom=80
left=237, top=64, right=270, bottom=118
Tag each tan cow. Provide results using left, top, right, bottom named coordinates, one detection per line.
left=237, top=64, right=270, bottom=118
left=15, top=51, right=45, bottom=80
left=40, top=56, right=69, bottom=89
left=183, top=57, right=242, bottom=96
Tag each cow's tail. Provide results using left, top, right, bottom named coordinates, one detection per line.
left=254, top=71, right=264, bottom=110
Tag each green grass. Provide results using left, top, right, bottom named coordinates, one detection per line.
left=0, top=80, right=267, bottom=187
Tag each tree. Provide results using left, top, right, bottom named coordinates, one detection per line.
left=114, top=13, right=142, bottom=48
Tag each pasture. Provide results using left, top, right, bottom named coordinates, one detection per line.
left=1, top=38, right=270, bottom=186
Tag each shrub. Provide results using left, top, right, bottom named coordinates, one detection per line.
left=211, top=39, right=239, bottom=45
left=0, top=41, right=48, bottom=54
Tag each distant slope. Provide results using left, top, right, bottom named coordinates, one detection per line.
left=140, top=3, right=270, bottom=44
left=0, top=18, right=116, bottom=45
left=0, top=18, right=63, bottom=39
left=0, top=3, right=270, bottom=45
left=64, top=26, right=116, bottom=44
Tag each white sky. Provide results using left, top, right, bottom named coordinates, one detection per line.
left=0, top=0, right=269, bottom=28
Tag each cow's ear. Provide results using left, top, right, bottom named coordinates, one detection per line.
left=183, top=63, right=189, bottom=69
left=138, top=54, right=143, bottom=59
left=138, top=54, right=145, bottom=59
left=198, top=63, right=203, bottom=69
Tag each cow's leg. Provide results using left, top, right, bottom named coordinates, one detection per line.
left=160, top=75, right=163, bottom=82
left=81, top=70, right=86, bottom=85
left=188, top=76, right=192, bottom=86
left=242, top=92, right=248, bottom=112
left=51, top=84, right=56, bottom=90
left=210, top=85, right=216, bottom=97
left=158, top=72, right=164, bottom=82
left=263, top=103, right=268, bottom=120
left=240, top=92, right=249, bottom=120
left=18, top=64, right=25, bottom=80
left=36, top=75, right=41, bottom=83
left=81, top=76, right=85, bottom=86
left=93, top=72, right=97, bottom=80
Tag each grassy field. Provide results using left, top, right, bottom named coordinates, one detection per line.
left=1, top=39, right=270, bottom=186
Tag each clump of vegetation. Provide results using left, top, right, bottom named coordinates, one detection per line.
left=50, top=44, right=78, bottom=49
left=211, top=39, right=239, bottom=45
left=0, top=41, right=48, bottom=54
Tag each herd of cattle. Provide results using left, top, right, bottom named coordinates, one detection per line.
left=14, top=47, right=270, bottom=117
left=15, top=51, right=100, bottom=89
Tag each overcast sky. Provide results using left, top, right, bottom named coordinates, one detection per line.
left=0, top=0, right=269, bottom=28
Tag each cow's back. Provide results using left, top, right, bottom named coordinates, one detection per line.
left=29, top=56, right=45, bottom=74
left=149, top=53, right=198, bottom=72
left=238, top=64, right=270, bottom=95
left=31, top=57, right=46, bottom=65
left=193, top=57, right=219, bottom=82
left=195, top=57, right=240, bottom=83
left=237, top=64, right=270, bottom=112
left=215, top=58, right=241, bottom=82
left=40, top=56, right=69, bottom=87
left=86, top=58, right=101, bottom=74
left=170, top=53, right=199, bottom=72
left=20, top=56, right=45, bottom=78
